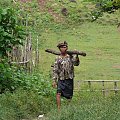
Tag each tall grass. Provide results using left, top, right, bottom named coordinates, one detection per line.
left=46, top=92, right=120, bottom=120
left=0, top=88, right=56, bottom=120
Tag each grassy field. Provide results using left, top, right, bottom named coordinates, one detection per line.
left=45, top=92, right=120, bottom=120
left=39, top=22, right=120, bottom=81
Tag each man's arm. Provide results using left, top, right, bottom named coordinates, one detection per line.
left=52, top=58, right=59, bottom=88
left=72, top=55, right=80, bottom=66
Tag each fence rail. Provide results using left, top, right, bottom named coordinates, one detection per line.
left=75, top=80, right=120, bottom=95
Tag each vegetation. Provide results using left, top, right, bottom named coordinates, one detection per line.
left=0, top=88, right=55, bottom=120
left=0, top=6, right=26, bottom=93
left=0, top=0, right=120, bottom=120
left=46, top=92, right=120, bottom=120
left=0, top=1, right=55, bottom=119
left=89, top=0, right=120, bottom=21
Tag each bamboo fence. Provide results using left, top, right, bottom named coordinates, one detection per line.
left=10, top=33, right=39, bottom=73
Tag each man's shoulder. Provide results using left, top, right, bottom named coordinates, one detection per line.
left=56, top=55, right=61, bottom=59
left=54, top=56, right=61, bottom=61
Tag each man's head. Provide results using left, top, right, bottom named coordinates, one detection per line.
left=57, top=41, right=68, bottom=54
left=57, top=41, right=68, bottom=48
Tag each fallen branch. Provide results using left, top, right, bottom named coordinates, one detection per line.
left=45, top=49, right=86, bottom=56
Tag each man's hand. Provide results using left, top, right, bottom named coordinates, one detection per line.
left=76, top=54, right=79, bottom=59
left=52, top=81, right=57, bottom=88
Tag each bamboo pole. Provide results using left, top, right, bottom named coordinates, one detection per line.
left=35, top=36, right=39, bottom=67
left=29, top=32, right=32, bottom=72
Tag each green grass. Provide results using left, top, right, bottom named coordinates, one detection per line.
left=0, top=89, right=56, bottom=120
left=39, top=22, right=120, bottom=80
left=45, top=92, right=120, bottom=120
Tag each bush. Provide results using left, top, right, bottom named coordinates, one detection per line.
left=0, top=7, right=25, bottom=57
left=17, top=71, right=56, bottom=97
left=0, top=6, right=26, bottom=93
left=0, top=60, right=17, bottom=93
left=89, top=0, right=120, bottom=21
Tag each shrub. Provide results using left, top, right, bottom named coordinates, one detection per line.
left=0, top=6, right=26, bottom=93
left=0, top=7, right=25, bottom=57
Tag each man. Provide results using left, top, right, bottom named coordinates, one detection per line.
left=52, top=41, right=80, bottom=110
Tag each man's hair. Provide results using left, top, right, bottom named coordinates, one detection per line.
left=57, top=41, right=68, bottom=48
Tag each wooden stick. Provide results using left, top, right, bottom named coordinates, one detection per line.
left=45, top=49, right=86, bottom=56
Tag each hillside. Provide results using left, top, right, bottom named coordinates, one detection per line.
left=0, top=0, right=120, bottom=120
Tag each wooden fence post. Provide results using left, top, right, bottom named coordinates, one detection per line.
left=102, top=81, right=105, bottom=96
left=88, top=81, right=91, bottom=90
left=114, top=81, right=117, bottom=95
left=35, top=36, right=39, bottom=67
left=78, top=80, right=120, bottom=95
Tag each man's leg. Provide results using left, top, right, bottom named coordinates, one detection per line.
left=56, top=93, right=61, bottom=111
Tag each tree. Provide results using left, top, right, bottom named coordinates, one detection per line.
left=0, top=7, right=26, bottom=93
left=0, top=7, right=25, bottom=58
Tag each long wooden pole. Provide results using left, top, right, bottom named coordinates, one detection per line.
left=45, top=49, right=86, bottom=56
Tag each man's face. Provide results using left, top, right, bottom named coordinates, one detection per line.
left=59, top=45, right=68, bottom=54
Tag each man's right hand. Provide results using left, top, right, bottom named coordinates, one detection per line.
left=52, top=81, right=57, bottom=88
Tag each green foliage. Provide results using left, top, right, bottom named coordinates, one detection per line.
left=0, top=60, right=17, bottom=93
left=0, top=66, right=55, bottom=119
left=88, top=0, right=120, bottom=21
left=16, top=71, right=55, bottom=97
left=0, top=60, right=55, bottom=96
left=98, top=0, right=120, bottom=13
left=0, top=6, right=26, bottom=93
left=0, top=7, right=25, bottom=57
